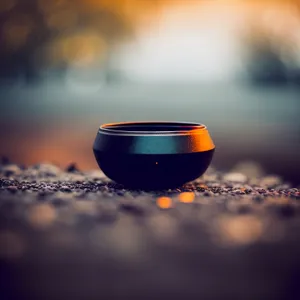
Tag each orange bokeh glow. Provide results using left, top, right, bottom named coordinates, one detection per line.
left=156, top=197, right=172, bottom=209
left=178, top=192, right=195, bottom=203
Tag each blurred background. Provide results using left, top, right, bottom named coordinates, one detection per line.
left=0, top=0, right=299, bottom=184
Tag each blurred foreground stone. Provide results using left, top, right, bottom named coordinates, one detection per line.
left=0, top=162, right=300, bottom=300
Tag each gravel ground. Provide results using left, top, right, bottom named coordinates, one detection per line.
left=0, top=160, right=300, bottom=300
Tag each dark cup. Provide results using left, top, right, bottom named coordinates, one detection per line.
left=93, top=122, right=215, bottom=189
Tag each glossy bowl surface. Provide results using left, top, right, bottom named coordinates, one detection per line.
left=93, top=122, right=215, bottom=189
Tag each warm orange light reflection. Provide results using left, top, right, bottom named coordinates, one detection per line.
left=157, top=197, right=172, bottom=209
left=179, top=192, right=195, bottom=203
left=3, top=123, right=98, bottom=170
left=189, top=128, right=215, bottom=152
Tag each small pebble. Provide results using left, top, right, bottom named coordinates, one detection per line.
left=261, top=176, right=282, bottom=188
left=60, top=186, right=72, bottom=193
left=7, top=186, right=18, bottom=193
left=1, top=165, right=21, bottom=177
left=66, top=163, right=79, bottom=173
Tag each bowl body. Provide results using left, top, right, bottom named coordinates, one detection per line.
left=93, top=122, right=215, bottom=189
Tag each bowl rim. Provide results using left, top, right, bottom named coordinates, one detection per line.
left=99, top=121, right=207, bottom=136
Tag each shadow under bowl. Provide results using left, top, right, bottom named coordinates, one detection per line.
left=93, top=122, right=215, bottom=190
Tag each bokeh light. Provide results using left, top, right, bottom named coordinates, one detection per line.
left=156, top=197, right=173, bottom=209
left=215, top=215, right=264, bottom=247
left=178, top=192, right=195, bottom=203
left=28, top=203, right=57, bottom=229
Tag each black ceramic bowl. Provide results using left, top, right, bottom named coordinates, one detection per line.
left=93, top=122, right=215, bottom=189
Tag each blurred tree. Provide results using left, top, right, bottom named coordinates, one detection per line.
left=0, top=0, right=50, bottom=82
left=0, top=0, right=135, bottom=84
left=242, top=27, right=289, bottom=85
left=242, top=0, right=300, bottom=86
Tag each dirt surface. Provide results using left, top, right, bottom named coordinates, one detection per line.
left=0, top=161, right=300, bottom=300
